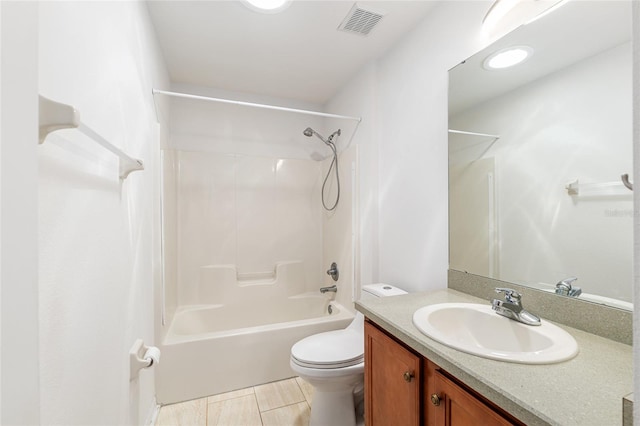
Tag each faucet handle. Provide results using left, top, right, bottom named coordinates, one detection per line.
left=555, top=277, right=578, bottom=296
left=495, top=288, right=521, bottom=304
left=556, top=277, right=578, bottom=288
left=326, top=262, right=339, bottom=282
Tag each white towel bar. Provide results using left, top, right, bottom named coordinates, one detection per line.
left=565, top=177, right=633, bottom=196
left=38, top=95, right=144, bottom=179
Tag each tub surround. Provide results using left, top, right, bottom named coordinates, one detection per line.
left=196, top=261, right=311, bottom=306
left=448, top=269, right=632, bottom=346
left=355, top=289, right=632, bottom=425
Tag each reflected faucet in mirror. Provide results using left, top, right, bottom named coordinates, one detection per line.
left=555, top=277, right=581, bottom=297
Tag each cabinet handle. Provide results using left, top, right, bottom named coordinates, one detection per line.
left=403, top=371, right=414, bottom=382
left=430, top=393, right=441, bottom=406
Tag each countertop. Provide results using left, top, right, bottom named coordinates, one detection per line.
left=355, top=289, right=632, bottom=426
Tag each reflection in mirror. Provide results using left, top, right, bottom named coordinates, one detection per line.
left=448, top=0, right=632, bottom=310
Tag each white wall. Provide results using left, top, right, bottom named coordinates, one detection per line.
left=0, top=2, right=40, bottom=424
left=38, top=2, right=168, bottom=424
left=326, top=1, right=493, bottom=293
left=451, top=42, right=632, bottom=302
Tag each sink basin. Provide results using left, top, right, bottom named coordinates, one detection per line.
left=412, top=303, right=578, bottom=364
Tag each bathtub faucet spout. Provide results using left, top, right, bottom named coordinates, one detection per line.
left=320, top=285, right=337, bottom=294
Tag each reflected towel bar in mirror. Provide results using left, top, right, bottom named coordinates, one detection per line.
left=565, top=176, right=633, bottom=196
left=448, top=129, right=500, bottom=141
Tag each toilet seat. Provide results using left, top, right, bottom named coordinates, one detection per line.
left=291, top=329, right=363, bottom=369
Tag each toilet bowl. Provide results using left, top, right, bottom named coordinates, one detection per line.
left=290, top=283, right=407, bottom=426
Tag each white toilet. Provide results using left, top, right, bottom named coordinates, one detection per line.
left=290, top=283, right=407, bottom=426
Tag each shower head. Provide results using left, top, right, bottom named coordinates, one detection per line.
left=302, top=127, right=341, bottom=146
left=303, top=127, right=342, bottom=211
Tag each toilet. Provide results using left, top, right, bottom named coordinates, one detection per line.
left=290, top=283, right=407, bottom=426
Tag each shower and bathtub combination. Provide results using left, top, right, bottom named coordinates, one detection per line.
left=153, top=89, right=361, bottom=404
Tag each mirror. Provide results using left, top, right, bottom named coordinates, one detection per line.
left=448, top=0, right=632, bottom=310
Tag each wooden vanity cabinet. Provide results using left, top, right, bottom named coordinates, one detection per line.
left=429, top=367, right=517, bottom=426
left=365, top=320, right=523, bottom=426
left=364, top=321, right=421, bottom=426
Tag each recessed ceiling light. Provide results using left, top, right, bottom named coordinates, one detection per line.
left=483, top=46, right=533, bottom=70
left=243, top=0, right=291, bottom=13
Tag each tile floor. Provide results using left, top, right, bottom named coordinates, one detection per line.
left=155, top=377, right=314, bottom=426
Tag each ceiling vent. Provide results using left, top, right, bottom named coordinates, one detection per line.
left=338, top=3, right=385, bottom=36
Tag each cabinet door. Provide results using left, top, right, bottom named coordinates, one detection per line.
left=365, top=321, right=421, bottom=426
left=431, top=370, right=515, bottom=426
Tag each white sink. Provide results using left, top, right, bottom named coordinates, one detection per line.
left=412, top=303, right=578, bottom=364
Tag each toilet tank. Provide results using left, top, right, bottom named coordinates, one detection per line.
left=346, top=284, right=407, bottom=333
left=360, top=283, right=407, bottom=301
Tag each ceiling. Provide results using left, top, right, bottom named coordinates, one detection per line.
left=146, top=1, right=436, bottom=105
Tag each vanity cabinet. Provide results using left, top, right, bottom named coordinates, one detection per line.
left=430, top=368, right=514, bottom=426
left=364, top=320, right=523, bottom=426
left=364, top=321, right=421, bottom=425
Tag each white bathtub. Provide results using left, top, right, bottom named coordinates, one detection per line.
left=156, top=293, right=354, bottom=404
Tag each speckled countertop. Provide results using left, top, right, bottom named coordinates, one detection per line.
left=355, top=289, right=632, bottom=426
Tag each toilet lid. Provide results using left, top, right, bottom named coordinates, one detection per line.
left=291, top=329, right=364, bottom=369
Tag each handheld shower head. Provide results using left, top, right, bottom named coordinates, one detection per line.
left=301, top=126, right=342, bottom=211
left=303, top=127, right=328, bottom=144
left=302, top=127, right=341, bottom=146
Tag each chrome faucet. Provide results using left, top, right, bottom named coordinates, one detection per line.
left=320, top=285, right=337, bottom=294
left=491, top=288, right=541, bottom=326
left=555, top=277, right=581, bottom=297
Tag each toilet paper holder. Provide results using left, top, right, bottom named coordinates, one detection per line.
left=129, top=338, right=161, bottom=380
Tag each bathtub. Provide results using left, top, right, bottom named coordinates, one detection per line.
left=156, top=293, right=354, bottom=404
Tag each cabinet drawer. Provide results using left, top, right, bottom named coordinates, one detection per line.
left=430, top=370, right=517, bottom=426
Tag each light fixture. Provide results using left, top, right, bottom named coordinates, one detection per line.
left=483, top=46, right=533, bottom=70
left=483, top=0, right=570, bottom=31
left=526, top=0, right=571, bottom=25
left=482, top=0, right=522, bottom=30
left=242, top=0, right=290, bottom=13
